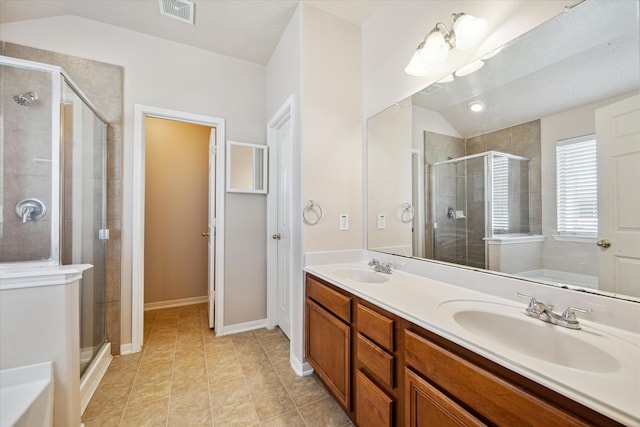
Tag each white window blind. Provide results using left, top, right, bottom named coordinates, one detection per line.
left=492, top=156, right=509, bottom=233
left=556, top=135, right=598, bottom=237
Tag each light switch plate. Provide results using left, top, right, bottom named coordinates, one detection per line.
left=377, top=214, right=386, bottom=229
left=339, top=214, right=349, bottom=231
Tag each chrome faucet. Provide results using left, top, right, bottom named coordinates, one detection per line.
left=368, top=258, right=393, bottom=274
left=517, top=293, right=592, bottom=330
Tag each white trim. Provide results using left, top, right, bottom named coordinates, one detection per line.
left=552, top=234, right=597, bottom=244
left=132, top=104, right=226, bottom=353
left=120, top=343, right=133, bottom=356
left=80, top=342, right=112, bottom=414
left=222, top=318, right=268, bottom=335
left=290, top=353, right=314, bottom=377
left=143, top=296, right=208, bottom=311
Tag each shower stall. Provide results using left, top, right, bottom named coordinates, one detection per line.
left=430, top=151, right=531, bottom=269
left=0, top=56, right=109, bottom=377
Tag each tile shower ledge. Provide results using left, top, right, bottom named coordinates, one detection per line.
left=304, top=261, right=640, bottom=426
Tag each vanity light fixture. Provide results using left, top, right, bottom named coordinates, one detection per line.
left=405, top=12, right=487, bottom=77
left=455, top=59, right=485, bottom=77
left=468, top=100, right=486, bottom=113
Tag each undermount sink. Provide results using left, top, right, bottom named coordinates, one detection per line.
left=439, top=300, right=622, bottom=373
left=332, top=268, right=390, bottom=283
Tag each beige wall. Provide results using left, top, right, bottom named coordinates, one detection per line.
left=144, top=118, right=210, bottom=304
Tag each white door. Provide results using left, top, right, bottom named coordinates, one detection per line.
left=268, top=106, right=293, bottom=338
left=596, top=93, right=640, bottom=295
left=208, top=128, right=217, bottom=328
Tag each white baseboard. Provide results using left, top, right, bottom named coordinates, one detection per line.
left=80, top=343, right=112, bottom=414
left=144, top=295, right=208, bottom=311
left=290, top=353, right=314, bottom=376
left=222, top=318, right=267, bottom=336
left=120, top=343, right=134, bottom=355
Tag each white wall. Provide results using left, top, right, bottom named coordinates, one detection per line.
left=0, top=16, right=267, bottom=344
left=362, top=1, right=577, bottom=118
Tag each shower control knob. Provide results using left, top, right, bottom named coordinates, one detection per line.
left=596, top=239, right=612, bottom=248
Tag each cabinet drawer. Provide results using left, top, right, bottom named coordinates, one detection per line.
left=357, top=303, right=394, bottom=352
left=405, top=367, right=485, bottom=427
left=404, top=329, right=590, bottom=427
left=357, top=333, right=394, bottom=388
left=355, top=369, right=393, bottom=427
left=306, top=275, right=351, bottom=323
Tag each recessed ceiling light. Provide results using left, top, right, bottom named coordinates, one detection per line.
left=455, top=59, right=485, bottom=77
left=469, top=101, right=486, bottom=113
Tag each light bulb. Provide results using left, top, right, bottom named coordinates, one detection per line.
left=405, top=46, right=430, bottom=76
left=418, top=30, right=450, bottom=64
left=453, top=14, right=487, bottom=50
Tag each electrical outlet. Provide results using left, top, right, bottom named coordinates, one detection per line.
left=339, top=214, right=349, bottom=231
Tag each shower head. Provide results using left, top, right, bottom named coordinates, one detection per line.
left=13, top=92, right=39, bottom=107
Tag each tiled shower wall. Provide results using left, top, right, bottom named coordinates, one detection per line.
left=1, top=42, right=124, bottom=354
left=1, top=64, right=53, bottom=261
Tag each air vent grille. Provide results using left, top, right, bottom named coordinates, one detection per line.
left=159, top=0, right=195, bottom=25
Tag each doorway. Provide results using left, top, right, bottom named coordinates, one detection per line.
left=132, top=105, right=226, bottom=353
left=144, top=118, right=210, bottom=309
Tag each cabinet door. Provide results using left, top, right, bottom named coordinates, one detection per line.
left=306, top=299, right=351, bottom=409
left=405, top=368, right=486, bottom=427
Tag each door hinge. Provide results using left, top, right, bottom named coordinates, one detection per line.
left=211, top=145, right=218, bottom=156
left=210, top=291, right=216, bottom=301
left=98, top=229, right=110, bottom=240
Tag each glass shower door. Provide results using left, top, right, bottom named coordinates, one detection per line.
left=60, top=78, right=108, bottom=376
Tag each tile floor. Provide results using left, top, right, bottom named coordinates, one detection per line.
left=82, top=303, right=352, bottom=426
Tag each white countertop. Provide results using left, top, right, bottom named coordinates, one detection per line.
left=304, top=260, right=640, bottom=426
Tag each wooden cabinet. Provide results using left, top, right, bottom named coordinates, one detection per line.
left=304, top=273, right=623, bottom=427
left=305, top=277, right=352, bottom=410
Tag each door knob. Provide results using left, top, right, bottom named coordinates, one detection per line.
left=202, top=232, right=210, bottom=237
left=596, top=239, right=612, bottom=248
left=272, top=233, right=281, bottom=240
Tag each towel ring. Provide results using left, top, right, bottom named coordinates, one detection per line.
left=303, top=200, right=323, bottom=225
left=400, top=203, right=415, bottom=223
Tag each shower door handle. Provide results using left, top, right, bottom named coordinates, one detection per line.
left=202, top=232, right=210, bottom=237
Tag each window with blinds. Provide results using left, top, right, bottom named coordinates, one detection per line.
left=491, top=155, right=509, bottom=233
left=556, top=135, right=598, bottom=237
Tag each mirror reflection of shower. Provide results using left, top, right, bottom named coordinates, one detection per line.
left=13, top=91, right=39, bottom=107
left=430, top=151, right=531, bottom=269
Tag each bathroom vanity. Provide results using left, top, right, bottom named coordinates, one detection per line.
left=304, top=256, right=639, bottom=426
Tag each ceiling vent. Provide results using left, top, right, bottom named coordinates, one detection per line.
left=159, top=0, right=195, bottom=25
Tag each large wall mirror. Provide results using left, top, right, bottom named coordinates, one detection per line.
left=367, top=0, right=640, bottom=301
left=227, top=141, right=268, bottom=194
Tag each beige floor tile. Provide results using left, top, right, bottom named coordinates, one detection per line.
left=260, top=409, right=306, bottom=427
left=128, top=376, right=172, bottom=407
left=249, top=383, right=295, bottom=420
left=171, top=365, right=209, bottom=395
left=206, top=357, right=243, bottom=384
left=209, top=378, right=259, bottom=425
left=83, top=380, right=132, bottom=419
left=121, top=398, right=169, bottom=427
left=174, top=353, right=206, bottom=372
left=169, top=387, right=211, bottom=421
left=244, top=366, right=283, bottom=389
left=167, top=409, right=212, bottom=426
left=276, top=368, right=329, bottom=407
left=82, top=410, right=123, bottom=427
left=298, top=397, right=350, bottom=427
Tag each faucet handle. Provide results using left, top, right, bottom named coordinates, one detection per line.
left=368, top=258, right=380, bottom=266
left=517, top=292, right=547, bottom=315
left=562, top=306, right=592, bottom=322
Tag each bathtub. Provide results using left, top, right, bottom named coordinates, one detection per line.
left=0, top=361, right=53, bottom=427
left=516, top=268, right=598, bottom=290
